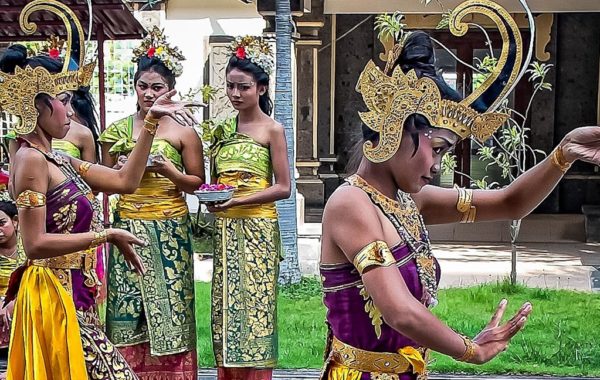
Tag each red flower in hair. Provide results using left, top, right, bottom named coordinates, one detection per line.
left=147, top=47, right=156, bottom=58
left=235, top=46, right=246, bottom=59
left=49, top=48, right=60, bottom=59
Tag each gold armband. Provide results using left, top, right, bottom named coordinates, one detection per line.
left=550, top=145, right=572, bottom=173
left=455, top=335, right=476, bottom=363
left=353, top=241, right=395, bottom=275
left=455, top=186, right=477, bottom=224
left=16, top=190, right=46, bottom=208
left=78, top=162, right=93, bottom=177
left=143, top=116, right=159, bottom=136
left=89, top=230, right=108, bottom=250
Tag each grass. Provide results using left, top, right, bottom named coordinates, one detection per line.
left=195, top=278, right=600, bottom=376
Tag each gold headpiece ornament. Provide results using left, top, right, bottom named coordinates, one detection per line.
left=229, top=36, right=274, bottom=75
left=0, top=0, right=95, bottom=136
left=357, top=0, right=534, bottom=163
left=132, top=26, right=185, bottom=77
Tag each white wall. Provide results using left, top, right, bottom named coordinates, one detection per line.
left=161, top=0, right=266, bottom=97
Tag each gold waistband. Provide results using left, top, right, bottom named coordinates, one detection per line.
left=30, top=248, right=99, bottom=287
left=118, top=175, right=188, bottom=220
left=216, top=171, right=277, bottom=219
left=329, top=337, right=427, bottom=375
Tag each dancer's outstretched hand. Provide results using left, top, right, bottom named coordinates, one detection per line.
left=561, top=126, right=600, bottom=165
left=147, top=89, right=204, bottom=126
left=468, top=299, right=532, bottom=364
left=107, top=228, right=147, bottom=275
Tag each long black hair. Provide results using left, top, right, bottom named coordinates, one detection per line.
left=347, top=31, right=463, bottom=173
left=71, top=87, right=100, bottom=153
left=226, top=56, right=273, bottom=116
left=0, top=44, right=63, bottom=114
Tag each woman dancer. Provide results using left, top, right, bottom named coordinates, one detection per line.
left=0, top=2, right=197, bottom=378
left=319, top=2, right=600, bottom=379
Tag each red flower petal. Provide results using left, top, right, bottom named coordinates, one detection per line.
left=236, top=46, right=246, bottom=59
left=49, top=48, right=60, bottom=59
left=147, top=47, right=156, bottom=58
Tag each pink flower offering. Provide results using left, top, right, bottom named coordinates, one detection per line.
left=197, top=184, right=235, bottom=191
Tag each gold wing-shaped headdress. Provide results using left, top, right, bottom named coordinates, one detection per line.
left=357, top=0, right=534, bottom=163
left=0, top=0, right=96, bottom=135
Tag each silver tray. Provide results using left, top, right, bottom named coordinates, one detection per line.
left=194, top=189, right=234, bottom=203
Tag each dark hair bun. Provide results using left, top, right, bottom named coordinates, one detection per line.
left=0, top=44, right=28, bottom=73
left=395, top=30, right=462, bottom=103
left=398, top=31, right=436, bottom=78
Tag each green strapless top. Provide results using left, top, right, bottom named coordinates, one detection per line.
left=99, top=115, right=183, bottom=170
left=52, top=139, right=81, bottom=159
left=6, top=130, right=82, bottom=159
left=212, top=118, right=272, bottom=179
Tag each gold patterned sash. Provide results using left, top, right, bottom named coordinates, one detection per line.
left=118, top=174, right=188, bottom=220
left=31, top=248, right=98, bottom=287
left=215, top=171, right=277, bottom=219
left=328, top=337, right=427, bottom=376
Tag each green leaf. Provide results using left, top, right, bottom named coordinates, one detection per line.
left=441, top=152, right=457, bottom=175
left=374, top=12, right=406, bottom=40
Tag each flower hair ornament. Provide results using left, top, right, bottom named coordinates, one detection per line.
left=0, top=169, right=11, bottom=202
left=0, top=0, right=96, bottom=136
left=45, top=35, right=64, bottom=60
left=357, top=0, right=534, bottom=163
left=132, top=26, right=185, bottom=77
left=229, top=36, right=274, bottom=76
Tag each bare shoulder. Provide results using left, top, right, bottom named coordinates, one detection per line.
left=267, top=118, right=284, bottom=135
left=181, top=124, right=202, bottom=141
left=76, top=123, right=95, bottom=140
left=14, top=146, right=47, bottom=167
left=324, top=185, right=377, bottom=221
left=12, top=147, right=48, bottom=179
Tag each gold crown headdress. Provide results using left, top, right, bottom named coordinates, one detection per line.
left=357, top=0, right=534, bottom=163
left=132, top=26, right=185, bottom=77
left=0, top=0, right=96, bottom=136
left=229, top=36, right=274, bottom=75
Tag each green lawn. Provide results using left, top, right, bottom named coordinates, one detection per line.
left=195, top=278, right=600, bottom=377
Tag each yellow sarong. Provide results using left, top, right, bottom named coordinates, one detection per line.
left=7, top=266, right=87, bottom=380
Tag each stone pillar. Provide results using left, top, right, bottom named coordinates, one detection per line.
left=206, top=36, right=237, bottom=121
left=292, top=0, right=329, bottom=220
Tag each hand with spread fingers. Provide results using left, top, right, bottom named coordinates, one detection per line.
left=0, top=300, right=13, bottom=330
left=468, top=299, right=532, bottom=364
left=147, top=89, right=204, bottom=126
left=106, top=228, right=147, bottom=275
left=560, top=126, right=600, bottom=165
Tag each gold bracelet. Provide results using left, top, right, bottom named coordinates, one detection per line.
left=455, top=186, right=473, bottom=213
left=461, top=206, right=477, bottom=224
left=143, top=116, right=159, bottom=136
left=550, top=145, right=572, bottom=173
left=89, top=230, right=108, bottom=250
left=352, top=241, right=395, bottom=275
left=455, top=186, right=476, bottom=223
left=16, top=190, right=46, bottom=208
left=455, top=336, right=476, bottom=363
left=78, top=162, right=92, bottom=177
